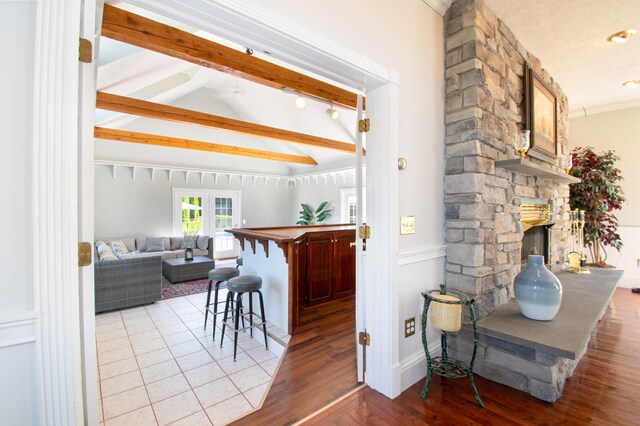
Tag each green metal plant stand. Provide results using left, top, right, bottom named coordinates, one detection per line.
left=421, top=284, right=484, bottom=408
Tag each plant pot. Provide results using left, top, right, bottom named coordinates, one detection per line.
left=514, top=255, right=562, bottom=321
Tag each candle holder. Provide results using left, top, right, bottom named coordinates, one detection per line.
left=421, top=284, right=484, bottom=407
left=567, top=209, right=590, bottom=274
left=515, top=130, right=530, bottom=159
left=561, top=154, right=573, bottom=174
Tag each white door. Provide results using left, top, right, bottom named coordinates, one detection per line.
left=212, top=193, right=240, bottom=259
left=78, top=0, right=101, bottom=423
left=355, top=94, right=367, bottom=382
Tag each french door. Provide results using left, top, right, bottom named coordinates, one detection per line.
left=173, top=189, right=241, bottom=259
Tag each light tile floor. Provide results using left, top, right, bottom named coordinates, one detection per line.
left=96, top=288, right=288, bottom=426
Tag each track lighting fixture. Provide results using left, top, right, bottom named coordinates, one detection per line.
left=327, top=105, right=339, bottom=120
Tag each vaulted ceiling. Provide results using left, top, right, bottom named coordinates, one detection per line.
left=95, top=3, right=360, bottom=175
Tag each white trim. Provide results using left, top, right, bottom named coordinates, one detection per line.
left=422, top=0, right=452, bottom=17
left=0, top=312, right=37, bottom=349
left=95, top=159, right=357, bottom=188
left=398, top=245, right=447, bottom=266
left=569, top=99, right=640, bottom=118
left=33, top=0, right=83, bottom=424
left=398, top=341, right=442, bottom=393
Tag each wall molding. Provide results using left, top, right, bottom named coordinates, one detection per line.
left=422, top=0, right=452, bottom=17
left=95, top=159, right=357, bottom=189
left=569, top=99, right=640, bottom=119
left=398, top=245, right=447, bottom=266
left=0, top=312, right=37, bottom=349
left=399, top=341, right=441, bottom=392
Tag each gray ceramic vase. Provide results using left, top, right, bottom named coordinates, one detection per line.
left=514, top=255, right=562, bottom=321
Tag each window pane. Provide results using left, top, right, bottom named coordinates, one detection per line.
left=181, top=196, right=203, bottom=234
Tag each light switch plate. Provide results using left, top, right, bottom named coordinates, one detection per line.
left=400, top=216, right=415, bottom=235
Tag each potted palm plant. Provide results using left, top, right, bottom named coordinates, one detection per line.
left=297, top=201, right=333, bottom=225
left=569, top=147, right=625, bottom=266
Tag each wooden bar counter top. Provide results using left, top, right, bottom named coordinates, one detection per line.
left=228, top=225, right=356, bottom=334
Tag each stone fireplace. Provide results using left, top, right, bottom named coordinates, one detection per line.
left=441, top=0, right=584, bottom=402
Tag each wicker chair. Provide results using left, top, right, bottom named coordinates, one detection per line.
left=94, top=256, right=162, bottom=313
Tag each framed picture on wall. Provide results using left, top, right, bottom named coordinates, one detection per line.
left=524, top=64, right=557, bottom=163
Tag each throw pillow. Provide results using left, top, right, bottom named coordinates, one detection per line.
left=97, top=244, right=117, bottom=261
left=197, top=235, right=210, bottom=251
left=146, top=237, right=166, bottom=252
left=110, top=240, right=129, bottom=257
left=180, top=235, right=198, bottom=249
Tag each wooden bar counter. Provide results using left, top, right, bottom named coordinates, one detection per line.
left=228, top=225, right=356, bottom=334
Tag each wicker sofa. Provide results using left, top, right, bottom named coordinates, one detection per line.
left=94, top=236, right=213, bottom=313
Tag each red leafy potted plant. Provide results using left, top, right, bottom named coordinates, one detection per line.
left=569, top=147, right=626, bottom=266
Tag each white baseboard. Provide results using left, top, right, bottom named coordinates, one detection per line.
left=0, top=311, right=37, bottom=349
left=399, top=341, right=441, bottom=393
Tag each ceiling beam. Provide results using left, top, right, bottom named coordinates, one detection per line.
left=101, top=4, right=364, bottom=110
left=94, top=127, right=318, bottom=165
left=96, top=91, right=360, bottom=154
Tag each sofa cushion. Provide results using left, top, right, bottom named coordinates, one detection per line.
left=118, top=251, right=162, bottom=260
left=110, top=240, right=129, bottom=257
left=170, top=236, right=183, bottom=251
left=96, top=242, right=118, bottom=262
left=193, top=248, right=208, bottom=257
left=104, top=238, right=135, bottom=252
left=197, top=235, right=210, bottom=251
left=161, top=251, right=178, bottom=260
left=146, top=237, right=165, bottom=252
left=181, top=235, right=198, bottom=249
left=135, top=237, right=147, bottom=252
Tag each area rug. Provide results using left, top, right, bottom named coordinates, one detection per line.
left=161, top=277, right=225, bottom=300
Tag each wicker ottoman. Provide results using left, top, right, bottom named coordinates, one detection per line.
left=162, top=256, right=215, bottom=283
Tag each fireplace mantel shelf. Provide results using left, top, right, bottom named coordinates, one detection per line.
left=495, top=158, right=581, bottom=184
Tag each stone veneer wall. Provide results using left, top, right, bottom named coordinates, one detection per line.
left=444, top=0, right=571, bottom=318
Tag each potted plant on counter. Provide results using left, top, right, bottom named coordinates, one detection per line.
left=297, top=201, right=333, bottom=225
left=569, top=146, right=625, bottom=267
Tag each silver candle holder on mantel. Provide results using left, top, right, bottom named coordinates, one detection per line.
left=567, top=209, right=590, bottom=274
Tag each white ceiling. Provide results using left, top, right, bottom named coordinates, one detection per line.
left=484, top=0, right=640, bottom=116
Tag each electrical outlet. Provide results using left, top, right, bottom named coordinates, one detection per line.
left=405, top=317, right=416, bottom=338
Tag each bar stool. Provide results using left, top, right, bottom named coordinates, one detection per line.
left=204, top=267, right=240, bottom=341
left=220, top=275, right=268, bottom=361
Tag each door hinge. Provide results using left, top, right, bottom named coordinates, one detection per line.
left=359, top=331, right=370, bottom=346
left=79, top=38, right=93, bottom=63
left=359, top=224, right=371, bottom=240
left=78, top=242, right=92, bottom=267
left=358, top=118, right=370, bottom=133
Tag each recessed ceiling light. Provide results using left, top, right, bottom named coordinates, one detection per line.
left=607, top=29, right=636, bottom=43
left=623, top=80, right=640, bottom=88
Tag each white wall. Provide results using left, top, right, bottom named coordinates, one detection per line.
left=0, top=2, right=42, bottom=424
left=570, top=107, right=640, bottom=287
left=94, top=164, right=293, bottom=238
left=261, top=0, right=446, bottom=391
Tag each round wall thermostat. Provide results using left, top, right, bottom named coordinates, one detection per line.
left=398, top=157, right=407, bottom=170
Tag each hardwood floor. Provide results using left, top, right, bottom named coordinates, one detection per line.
left=233, top=296, right=358, bottom=425
left=304, top=288, right=640, bottom=425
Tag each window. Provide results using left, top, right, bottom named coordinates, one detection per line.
left=340, top=188, right=366, bottom=224
left=172, top=189, right=241, bottom=259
